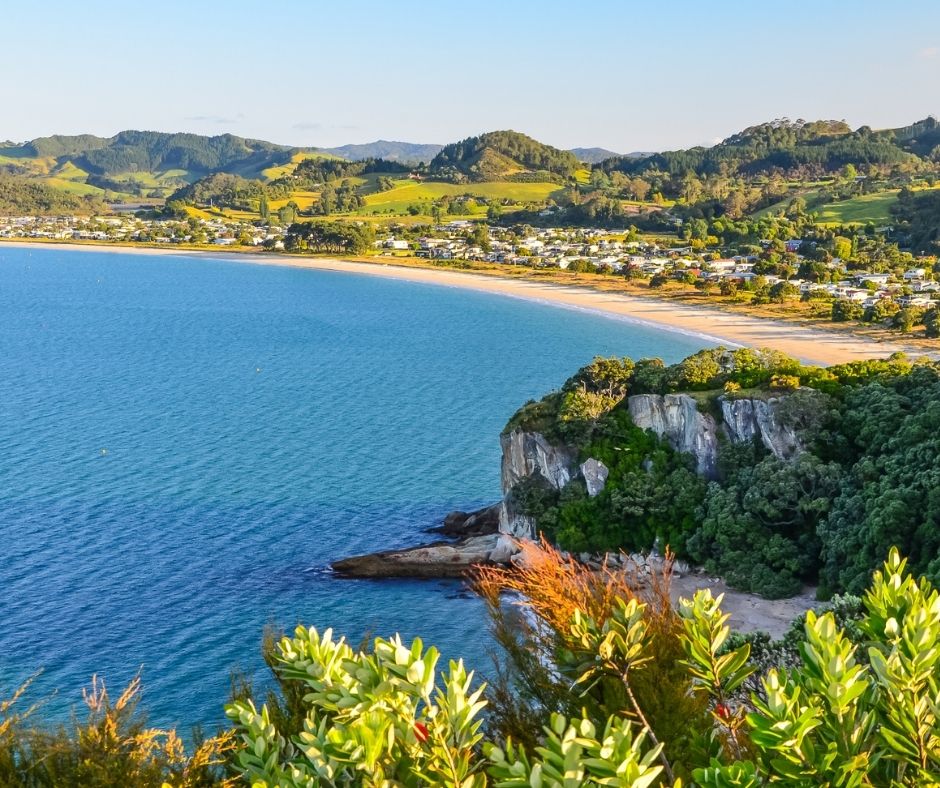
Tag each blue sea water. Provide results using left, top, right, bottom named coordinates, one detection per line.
left=0, top=246, right=712, bottom=730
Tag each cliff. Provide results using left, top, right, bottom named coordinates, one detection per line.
left=499, top=429, right=579, bottom=536
left=626, top=393, right=803, bottom=478
left=719, top=395, right=802, bottom=460
left=627, top=394, right=720, bottom=477
left=498, top=391, right=804, bottom=536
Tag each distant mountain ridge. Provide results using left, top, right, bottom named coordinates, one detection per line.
left=569, top=147, right=622, bottom=164
left=323, top=140, right=443, bottom=165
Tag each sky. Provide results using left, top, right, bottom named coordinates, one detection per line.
left=4, top=0, right=939, bottom=153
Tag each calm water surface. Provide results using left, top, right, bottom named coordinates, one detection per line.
left=0, top=246, right=711, bottom=728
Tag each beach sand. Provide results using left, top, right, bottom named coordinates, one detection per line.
left=2, top=240, right=926, bottom=366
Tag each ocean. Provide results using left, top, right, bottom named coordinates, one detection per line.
left=0, top=245, right=711, bottom=729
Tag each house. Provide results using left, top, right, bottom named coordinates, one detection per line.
left=708, top=259, right=738, bottom=273
left=855, top=273, right=891, bottom=287
left=841, top=289, right=870, bottom=302
left=898, top=295, right=934, bottom=308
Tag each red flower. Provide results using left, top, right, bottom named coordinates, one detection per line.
left=413, top=722, right=429, bottom=743
left=714, top=702, right=731, bottom=721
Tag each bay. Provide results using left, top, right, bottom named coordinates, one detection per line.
left=0, top=246, right=711, bottom=728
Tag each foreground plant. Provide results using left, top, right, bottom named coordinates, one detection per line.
left=0, top=674, right=234, bottom=787
left=475, top=539, right=709, bottom=775
left=226, top=624, right=675, bottom=787
left=690, top=548, right=940, bottom=786
left=486, top=713, right=667, bottom=788
left=226, top=628, right=487, bottom=786
left=228, top=547, right=939, bottom=786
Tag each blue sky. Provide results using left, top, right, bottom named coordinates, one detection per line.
left=4, top=0, right=939, bottom=152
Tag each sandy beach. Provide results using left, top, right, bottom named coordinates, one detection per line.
left=2, top=240, right=926, bottom=366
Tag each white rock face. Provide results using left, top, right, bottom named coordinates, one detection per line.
left=488, top=534, right=519, bottom=564
left=497, top=392, right=803, bottom=542
left=580, top=458, right=609, bottom=497
left=498, top=429, right=578, bottom=537
left=720, top=396, right=802, bottom=460
left=627, top=394, right=721, bottom=477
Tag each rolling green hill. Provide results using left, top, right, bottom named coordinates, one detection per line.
left=429, top=130, right=580, bottom=182
left=0, top=131, right=316, bottom=202
left=0, top=173, right=107, bottom=214
left=8, top=118, right=939, bottom=223
left=603, top=117, right=938, bottom=179
left=20, top=131, right=294, bottom=176
left=357, top=178, right=564, bottom=215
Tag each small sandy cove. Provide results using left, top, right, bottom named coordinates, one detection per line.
left=2, top=241, right=926, bottom=366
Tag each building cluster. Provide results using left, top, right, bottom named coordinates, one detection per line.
left=377, top=223, right=691, bottom=270
left=0, top=215, right=286, bottom=249
left=376, top=223, right=938, bottom=311
left=3, top=214, right=936, bottom=313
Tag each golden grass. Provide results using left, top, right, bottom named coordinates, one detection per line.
left=475, top=537, right=677, bottom=633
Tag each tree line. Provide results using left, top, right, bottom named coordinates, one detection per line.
left=284, top=221, right=375, bottom=254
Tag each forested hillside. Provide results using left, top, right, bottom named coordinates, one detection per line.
left=14, top=131, right=294, bottom=177
left=284, top=156, right=410, bottom=186
left=893, top=185, right=940, bottom=252
left=603, top=117, right=936, bottom=178
left=0, top=131, right=308, bottom=203
left=505, top=348, right=940, bottom=598
left=0, top=174, right=105, bottom=214
left=430, top=130, right=580, bottom=182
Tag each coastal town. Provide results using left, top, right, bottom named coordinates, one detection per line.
left=4, top=211, right=938, bottom=321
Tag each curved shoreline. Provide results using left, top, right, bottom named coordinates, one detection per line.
left=1, top=240, right=925, bottom=365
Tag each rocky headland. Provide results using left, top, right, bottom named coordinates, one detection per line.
left=331, top=504, right=514, bottom=578
left=332, top=389, right=803, bottom=577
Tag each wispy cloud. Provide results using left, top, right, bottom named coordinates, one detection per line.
left=292, top=121, right=359, bottom=132
left=184, top=114, right=238, bottom=125
left=918, top=46, right=939, bottom=59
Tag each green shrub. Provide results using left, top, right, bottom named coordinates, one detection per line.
left=832, top=298, right=865, bottom=322
left=226, top=548, right=940, bottom=787
left=768, top=373, right=799, bottom=391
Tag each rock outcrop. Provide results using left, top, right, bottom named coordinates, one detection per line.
left=332, top=503, right=509, bottom=578
left=499, top=428, right=579, bottom=537
left=580, top=458, right=609, bottom=497
left=720, top=396, right=802, bottom=460
left=332, top=533, right=513, bottom=579
left=430, top=503, right=501, bottom=537
left=625, top=392, right=803, bottom=477
left=628, top=394, right=721, bottom=477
